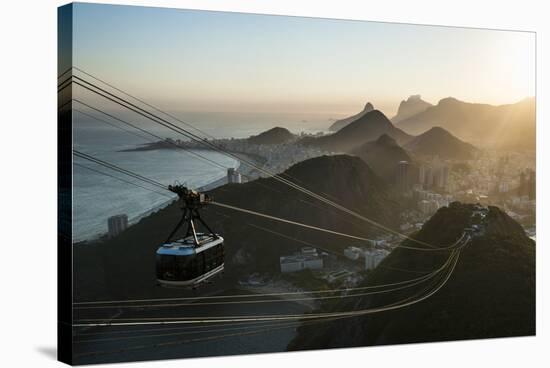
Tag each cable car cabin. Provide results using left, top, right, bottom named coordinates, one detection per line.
left=156, top=233, right=224, bottom=287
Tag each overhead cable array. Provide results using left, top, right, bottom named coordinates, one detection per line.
left=60, top=66, right=442, bottom=248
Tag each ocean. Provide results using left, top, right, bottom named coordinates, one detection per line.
left=72, top=110, right=333, bottom=242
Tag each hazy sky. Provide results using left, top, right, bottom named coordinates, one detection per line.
left=72, top=3, right=535, bottom=117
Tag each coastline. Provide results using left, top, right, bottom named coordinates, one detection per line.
left=198, top=151, right=266, bottom=191
left=74, top=150, right=265, bottom=244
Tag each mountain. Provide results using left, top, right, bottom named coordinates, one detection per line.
left=74, top=155, right=400, bottom=301
left=404, top=126, right=478, bottom=160
left=351, top=134, right=412, bottom=181
left=247, top=127, right=295, bottom=145
left=329, top=102, right=374, bottom=132
left=304, top=110, right=413, bottom=152
left=392, top=95, right=433, bottom=123
left=397, top=97, right=535, bottom=150
left=289, top=202, right=535, bottom=349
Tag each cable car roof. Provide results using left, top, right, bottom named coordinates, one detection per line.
left=157, top=234, right=224, bottom=256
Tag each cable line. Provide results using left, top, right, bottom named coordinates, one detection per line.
left=72, top=66, right=217, bottom=141
left=70, top=65, right=343, bottom=204
left=74, top=237, right=461, bottom=306
left=74, top=162, right=174, bottom=199
left=212, top=200, right=377, bottom=242
left=74, top=267, right=446, bottom=310
left=73, top=239, right=469, bottom=310
left=71, top=150, right=464, bottom=258
left=72, top=150, right=169, bottom=191
left=72, top=99, right=242, bottom=176
left=74, top=108, right=153, bottom=142
left=74, top=319, right=302, bottom=344
left=212, top=201, right=465, bottom=252
left=63, top=70, right=441, bottom=248
left=73, top=249, right=462, bottom=329
left=78, top=254, right=458, bottom=342
left=57, top=66, right=73, bottom=80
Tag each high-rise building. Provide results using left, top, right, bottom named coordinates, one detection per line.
left=396, top=161, right=411, bottom=191
left=419, top=162, right=449, bottom=190
left=227, top=168, right=242, bottom=184
left=418, top=165, right=426, bottom=185
left=435, top=165, right=449, bottom=189
left=527, top=169, right=536, bottom=200
left=108, top=214, right=128, bottom=238
left=280, top=253, right=323, bottom=273
left=424, top=167, right=434, bottom=188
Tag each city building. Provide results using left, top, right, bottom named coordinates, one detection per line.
left=436, top=165, right=449, bottom=188
left=108, top=214, right=128, bottom=238
left=400, top=222, right=412, bottom=231
left=344, top=246, right=363, bottom=260
left=227, top=168, right=242, bottom=184
left=301, top=247, right=318, bottom=256
left=396, top=160, right=411, bottom=191
left=418, top=199, right=431, bottom=214
left=280, top=247, right=323, bottom=273
left=327, top=270, right=353, bottom=283
left=419, top=163, right=449, bottom=190
left=365, top=249, right=390, bottom=270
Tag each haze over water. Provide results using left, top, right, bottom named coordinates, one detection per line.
left=73, top=105, right=339, bottom=241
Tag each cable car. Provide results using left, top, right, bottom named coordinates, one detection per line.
left=156, top=185, right=224, bottom=287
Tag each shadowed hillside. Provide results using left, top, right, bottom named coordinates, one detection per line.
left=351, top=134, right=412, bottom=181
left=397, top=97, right=535, bottom=150
left=248, top=127, right=295, bottom=145
left=74, top=155, right=400, bottom=301
left=404, top=126, right=478, bottom=160
left=304, top=110, right=412, bottom=152
left=289, top=203, right=535, bottom=350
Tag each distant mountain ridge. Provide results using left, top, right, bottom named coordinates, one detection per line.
left=397, top=97, right=535, bottom=150
left=248, top=127, right=295, bottom=145
left=404, top=126, right=478, bottom=160
left=304, top=110, right=413, bottom=152
left=392, top=95, right=433, bottom=123
left=329, top=102, right=374, bottom=132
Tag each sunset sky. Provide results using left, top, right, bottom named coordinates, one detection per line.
left=72, top=3, right=535, bottom=117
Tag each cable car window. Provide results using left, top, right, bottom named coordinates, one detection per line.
left=195, top=252, right=205, bottom=276
left=156, top=255, right=176, bottom=279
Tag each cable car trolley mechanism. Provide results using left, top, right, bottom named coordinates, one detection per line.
left=155, top=185, right=224, bottom=287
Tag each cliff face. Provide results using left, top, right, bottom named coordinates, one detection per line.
left=289, top=203, right=535, bottom=349
left=392, top=95, right=433, bottom=124
left=329, top=102, right=374, bottom=132
left=74, top=155, right=400, bottom=300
